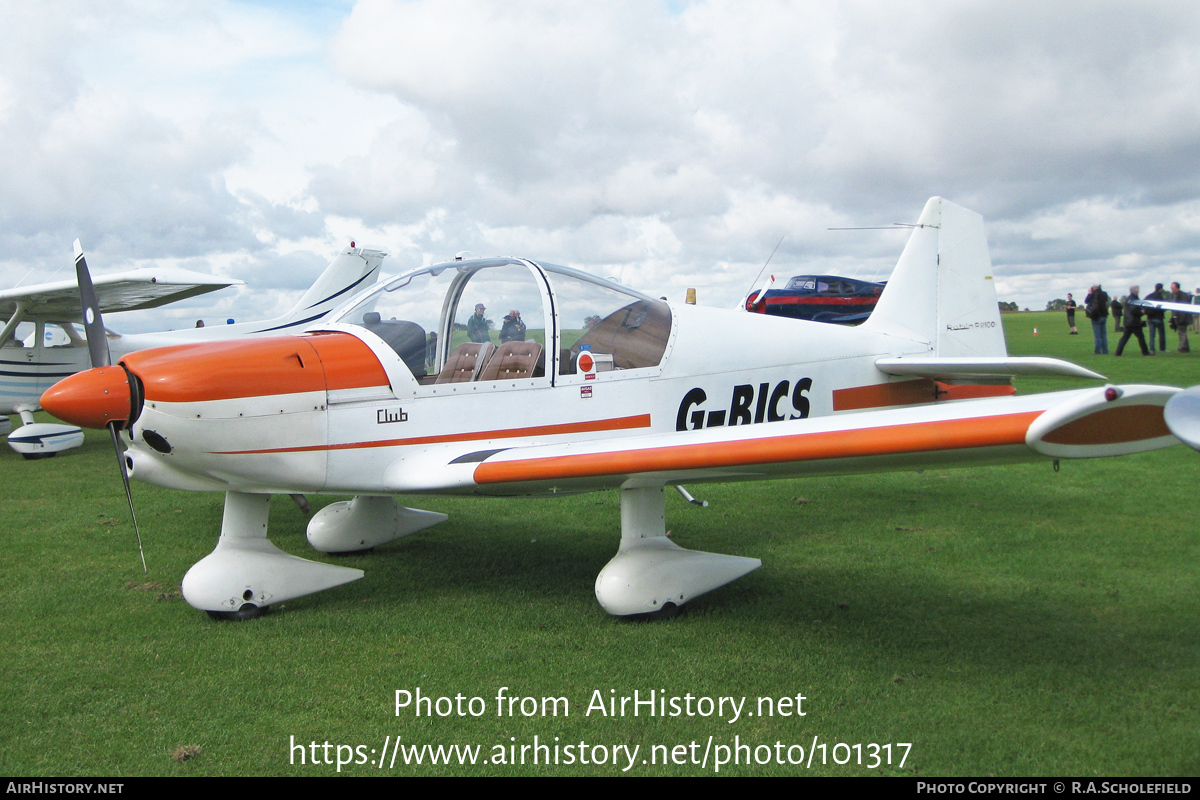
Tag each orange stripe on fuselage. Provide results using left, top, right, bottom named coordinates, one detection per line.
left=122, top=333, right=389, bottom=403
left=832, top=380, right=1015, bottom=411
left=212, top=414, right=654, bottom=455
left=936, top=383, right=1017, bottom=402
left=834, top=380, right=936, bottom=410
left=474, top=411, right=1042, bottom=485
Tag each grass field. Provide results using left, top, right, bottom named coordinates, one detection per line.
left=1, top=311, right=1196, bottom=776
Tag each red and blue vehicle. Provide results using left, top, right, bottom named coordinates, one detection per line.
left=746, top=275, right=884, bottom=324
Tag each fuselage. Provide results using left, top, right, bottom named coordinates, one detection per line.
left=47, top=256, right=1035, bottom=497
left=42, top=251, right=1184, bottom=508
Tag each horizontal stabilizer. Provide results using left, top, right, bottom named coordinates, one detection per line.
left=876, top=356, right=1105, bottom=380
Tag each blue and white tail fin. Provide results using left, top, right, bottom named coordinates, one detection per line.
left=254, top=245, right=385, bottom=334
left=861, top=197, right=1007, bottom=359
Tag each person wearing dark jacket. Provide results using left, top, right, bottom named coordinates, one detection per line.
left=467, top=303, right=490, bottom=343
left=1114, top=286, right=1150, bottom=356
left=499, top=310, right=527, bottom=343
left=1144, top=283, right=1167, bottom=354
left=1111, top=296, right=1123, bottom=333
left=1084, top=284, right=1109, bottom=354
left=1169, top=282, right=1190, bottom=353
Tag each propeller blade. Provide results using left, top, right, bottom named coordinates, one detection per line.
left=73, top=240, right=145, bottom=571
left=1164, top=385, right=1200, bottom=452
left=109, top=422, right=146, bottom=572
left=746, top=273, right=775, bottom=310
left=739, top=236, right=784, bottom=311
left=74, top=239, right=110, bottom=369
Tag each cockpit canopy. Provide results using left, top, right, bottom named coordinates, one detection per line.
left=335, top=257, right=672, bottom=386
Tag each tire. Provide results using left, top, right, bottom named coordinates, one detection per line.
left=205, top=603, right=270, bottom=622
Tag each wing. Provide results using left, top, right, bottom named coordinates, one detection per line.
left=1130, top=298, right=1200, bottom=316
left=0, top=269, right=242, bottom=321
left=384, top=385, right=1179, bottom=495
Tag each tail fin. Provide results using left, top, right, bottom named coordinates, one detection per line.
left=276, top=245, right=386, bottom=328
left=860, top=197, right=1007, bottom=359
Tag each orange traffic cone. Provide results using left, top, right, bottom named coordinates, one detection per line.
left=1033, top=327, right=1039, bottom=336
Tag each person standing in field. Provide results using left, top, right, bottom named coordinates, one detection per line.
left=1065, top=293, right=1078, bottom=334
left=467, top=303, right=490, bottom=343
left=1144, top=283, right=1167, bottom=354
left=1085, top=284, right=1109, bottom=354
left=499, top=309, right=526, bottom=343
left=1169, top=282, right=1190, bottom=353
left=1114, top=286, right=1150, bottom=356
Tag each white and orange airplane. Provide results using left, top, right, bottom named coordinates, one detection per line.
left=42, top=198, right=1188, bottom=620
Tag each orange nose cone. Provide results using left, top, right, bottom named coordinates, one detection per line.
left=41, top=366, right=132, bottom=429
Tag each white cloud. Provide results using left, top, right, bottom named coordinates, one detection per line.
left=313, top=0, right=1200, bottom=309
left=5, top=0, right=1200, bottom=329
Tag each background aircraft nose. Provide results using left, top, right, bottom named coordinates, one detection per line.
left=41, top=366, right=132, bottom=429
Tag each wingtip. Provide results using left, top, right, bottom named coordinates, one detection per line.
left=72, top=239, right=83, bottom=260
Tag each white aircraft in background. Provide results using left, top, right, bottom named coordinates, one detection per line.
left=5, top=241, right=385, bottom=458
left=44, top=198, right=1191, bottom=620
left=1129, top=296, right=1200, bottom=317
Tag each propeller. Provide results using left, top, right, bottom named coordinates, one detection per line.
left=740, top=236, right=784, bottom=311
left=1163, top=385, right=1200, bottom=453
left=74, top=239, right=147, bottom=572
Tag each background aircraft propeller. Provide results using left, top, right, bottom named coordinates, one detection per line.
left=1163, top=384, right=1200, bottom=452
left=74, top=239, right=146, bottom=572
left=740, top=235, right=784, bottom=311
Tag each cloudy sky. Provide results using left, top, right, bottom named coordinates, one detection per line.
left=3, top=0, right=1200, bottom=332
